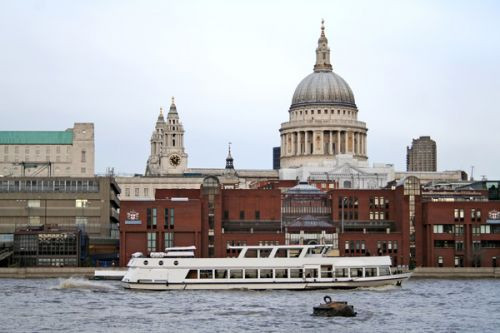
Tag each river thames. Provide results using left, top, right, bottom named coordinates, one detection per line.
left=1, top=278, right=498, bottom=332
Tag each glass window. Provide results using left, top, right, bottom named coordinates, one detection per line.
left=260, top=269, right=273, bottom=278
left=215, top=269, right=227, bottom=279
left=186, top=270, right=198, bottom=279
left=244, top=269, right=258, bottom=279
left=290, top=269, right=303, bottom=278
left=481, top=225, right=491, bottom=234
left=199, top=270, right=213, bottom=279
left=75, top=199, right=88, bottom=208
left=164, top=232, right=173, bottom=248
left=27, top=200, right=40, bottom=208
left=239, top=210, right=245, bottom=220
left=152, top=208, right=157, bottom=226
left=230, top=269, right=243, bottom=279
left=134, top=188, right=139, bottom=197
left=144, top=188, right=149, bottom=197
left=275, top=269, right=288, bottom=278
left=350, top=268, right=363, bottom=278
left=147, top=232, right=156, bottom=252
left=170, top=208, right=174, bottom=228
left=125, top=188, right=130, bottom=197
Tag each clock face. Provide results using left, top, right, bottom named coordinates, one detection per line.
left=169, top=154, right=181, bottom=167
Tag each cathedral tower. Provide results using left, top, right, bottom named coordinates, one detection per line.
left=146, top=97, right=188, bottom=175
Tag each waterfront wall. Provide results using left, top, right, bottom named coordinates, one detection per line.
left=0, top=267, right=498, bottom=279
left=412, top=267, right=500, bottom=279
left=0, top=267, right=96, bottom=278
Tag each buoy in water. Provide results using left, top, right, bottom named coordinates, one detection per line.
left=313, top=295, right=357, bottom=317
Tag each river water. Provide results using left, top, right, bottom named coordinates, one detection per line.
left=0, top=278, right=498, bottom=332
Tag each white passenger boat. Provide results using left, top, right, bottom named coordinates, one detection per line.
left=121, top=245, right=412, bottom=290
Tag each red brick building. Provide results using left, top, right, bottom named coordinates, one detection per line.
left=119, top=177, right=500, bottom=268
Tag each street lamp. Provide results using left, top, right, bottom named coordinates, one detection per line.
left=341, top=196, right=348, bottom=234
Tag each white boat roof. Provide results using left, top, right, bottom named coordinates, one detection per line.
left=165, top=246, right=196, bottom=251
left=227, top=244, right=332, bottom=250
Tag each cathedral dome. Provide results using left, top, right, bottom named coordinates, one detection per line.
left=290, top=20, right=356, bottom=109
left=291, top=71, right=356, bottom=108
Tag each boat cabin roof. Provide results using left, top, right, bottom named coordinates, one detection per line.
left=227, top=244, right=334, bottom=259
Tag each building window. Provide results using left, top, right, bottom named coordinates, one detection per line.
left=471, top=209, right=481, bottom=222
left=255, top=211, right=260, bottom=220
left=455, top=224, right=464, bottom=236
left=134, top=188, right=139, bottom=197
left=28, top=216, right=41, bottom=225
left=170, top=208, right=174, bottom=228
left=454, top=208, right=464, bottom=222
left=480, top=225, right=491, bottom=234
left=472, top=226, right=480, bottom=236
left=27, top=200, right=40, bottom=208
left=437, top=256, right=443, bottom=267
left=81, top=150, right=86, bottom=162
left=164, top=208, right=169, bottom=228
left=144, top=188, right=149, bottom=197
left=239, top=211, right=245, bottom=220
left=147, top=208, right=157, bottom=228
left=165, top=232, right=174, bottom=248
left=125, top=188, right=130, bottom=197
left=75, top=199, right=88, bottom=208
left=147, top=232, right=156, bottom=252
left=223, top=210, right=229, bottom=219
left=455, top=241, right=464, bottom=251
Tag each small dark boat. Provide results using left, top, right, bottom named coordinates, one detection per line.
left=313, top=296, right=357, bottom=317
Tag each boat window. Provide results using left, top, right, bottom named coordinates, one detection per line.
left=365, top=267, right=377, bottom=277
left=289, top=249, right=301, bottom=258
left=275, top=269, right=288, bottom=278
left=290, top=269, right=303, bottom=278
left=335, top=268, right=348, bottom=278
left=244, top=269, right=258, bottom=278
left=276, top=249, right=288, bottom=258
left=260, top=269, right=273, bottom=278
left=245, top=249, right=258, bottom=258
left=321, top=265, right=333, bottom=278
left=143, top=260, right=149, bottom=265
left=230, top=269, right=243, bottom=279
left=350, top=268, right=363, bottom=278
left=305, top=268, right=317, bottom=278
left=174, top=260, right=179, bottom=266
left=259, top=249, right=271, bottom=258
left=159, top=260, right=164, bottom=266
left=379, top=266, right=391, bottom=276
left=307, top=248, right=322, bottom=255
left=200, top=270, right=213, bottom=279
left=186, top=270, right=198, bottom=279
left=215, top=269, right=227, bottom=279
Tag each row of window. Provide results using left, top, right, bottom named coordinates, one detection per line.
left=433, top=224, right=491, bottom=234
left=223, top=210, right=261, bottom=220
left=0, top=179, right=98, bottom=193
left=434, top=240, right=500, bottom=249
left=124, top=187, right=149, bottom=197
left=146, top=208, right=175, bottom=229
left=184, top=266, right=390, bottom=280
left=3, top=145, right=70, bottom=154
left=454, top=208, right=482, bottom=222
left=292, top=108, right=355, bottom=117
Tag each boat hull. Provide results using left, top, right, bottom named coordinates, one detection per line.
left=121, top=273, right=411, bottom=291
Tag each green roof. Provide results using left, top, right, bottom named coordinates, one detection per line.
left=0, top=131, right=74, bottom=145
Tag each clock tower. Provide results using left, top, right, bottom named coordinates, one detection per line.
left=146, top=97, right=188, bottom=175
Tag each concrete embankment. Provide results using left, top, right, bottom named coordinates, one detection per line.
left=412, top=267, right=500, bottom=278
left=0, top=267, right=97, bottom=278
left=0, top=267, right=499, bottom=279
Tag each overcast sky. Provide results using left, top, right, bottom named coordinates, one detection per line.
left=1, top=0, right=499, bottom=179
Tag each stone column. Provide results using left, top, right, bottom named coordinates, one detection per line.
left=344, top=131, right=349, bottom=153
left=337, top=131, right=341, bottom=154
left=329, top=131, right=333, bottom=154
left=297, top=131, right=302, bottom=155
